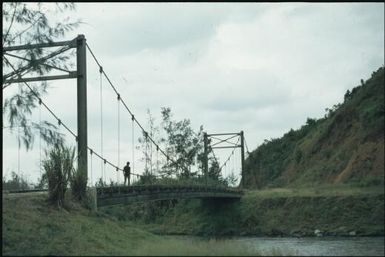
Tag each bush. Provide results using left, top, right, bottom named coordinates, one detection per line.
left=2, top=172, right=31, bottom=191
left=35, top=173, right=48, bottom=189
left=95, top=177, right=108, bottom=187
left=70, top=168, right=87, bottom=201
left=43, top=144, right=75, bottom=207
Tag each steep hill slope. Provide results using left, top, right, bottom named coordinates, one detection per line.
left=243, top=66, right=384, bottom=188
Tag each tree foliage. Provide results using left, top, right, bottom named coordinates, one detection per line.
left=135, top=107, right=238, bottom=186
left=2, top=171, right=31, bottom=191
left=2, top=2, right=80, bottom=150
left=160, top=107, right=204, bottom=178
left=137, top=109, right=164, bottom=176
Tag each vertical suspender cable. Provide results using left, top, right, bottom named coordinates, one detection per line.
left=99, top=66, right=104, bottom=183
left=156, top=146, right=159, bottom=175
left=117, top=94, right=120, bottom=184
left=17, top=86, right=21, bottom=179
left=145, top=132, right=148, bottom=173
left=39, top=99, right=42, bottom=180
left=132, top=115, right=135, bottom=174
left=234, top=148, right=241, bottom=178
left=17, top=122, right=20, bottom=178
left=90, top=149, right=93, bottom=187
left=150, top=134, right=153, bottom=176
left=103, top=159, right=106, bottom=186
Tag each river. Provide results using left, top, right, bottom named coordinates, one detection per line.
left=165, top=236, right=384, bottom=256
left=233, top=236, right=385, bottom=256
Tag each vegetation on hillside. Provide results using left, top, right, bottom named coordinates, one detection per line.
left=243, top=66, right=385, bottom=188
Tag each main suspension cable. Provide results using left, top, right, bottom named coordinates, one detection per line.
left=86, top=43, right=179, bottom=170
left=244, top=136, right=250, bottom=155
left=3, top=55, right=150, bottom=185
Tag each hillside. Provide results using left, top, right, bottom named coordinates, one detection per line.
left=242, top=66, right=384, bottom=188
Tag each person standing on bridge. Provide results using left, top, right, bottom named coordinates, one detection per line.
left=123, top=161, right=131, bottom=186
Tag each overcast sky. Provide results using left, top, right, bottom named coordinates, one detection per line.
left=3, top=2, right=384, bottom=186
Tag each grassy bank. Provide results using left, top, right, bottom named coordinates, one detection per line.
left=2, top=192, right=282, bottom=256
left=3, top=184, right=383, bottom=255
left=239, top=185, right=384, bottom=237
left=101, top=184, right=384, bottom=237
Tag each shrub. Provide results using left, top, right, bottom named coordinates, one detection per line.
left=2, top=172, right=31, bottom=191
left=35, top=173, right=48, bottom=189
left=95, top=177, right=108, bottom=187
left=70, top=168, right=87, bottom=201
left=43, top=143, right=75, bottom=207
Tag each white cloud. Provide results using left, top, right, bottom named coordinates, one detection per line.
left=3, top=2, right=384, bottom=185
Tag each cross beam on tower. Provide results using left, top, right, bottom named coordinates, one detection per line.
left=203, top=131, right=245, bottom=187
left=3, top=35, right=88, bottom=182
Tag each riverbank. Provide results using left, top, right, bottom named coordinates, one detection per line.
left=3, top=184, right=383, bottom=255
left=101, top=184, right=384, bottom=237
left=2, top=192, right=273, bottom=256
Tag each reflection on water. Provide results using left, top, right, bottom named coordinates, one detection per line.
left=233, top=236, right=385, bottom=256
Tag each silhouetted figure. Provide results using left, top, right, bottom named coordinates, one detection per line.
left=123, top=161, right=131, bottom=186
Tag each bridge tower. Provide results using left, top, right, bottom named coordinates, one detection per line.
left=203, top=131, right=245, bottom=187
left=3, top=35, right=88, bottom=181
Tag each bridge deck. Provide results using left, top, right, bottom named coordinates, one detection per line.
left=96, top=185, right=243, bottom=207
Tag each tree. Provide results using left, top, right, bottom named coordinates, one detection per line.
left=3, top=2, right=81, bottom=150
left=137, top=109, right=165, bottom=176
left=208, top=158, right=221, bottom=181
left=2, top=171, right=31, bottom=191
left=224, top=172, right=238, bottom=187
left=306, top=118, right=317, bottom=127
left=160, top=107, right=204, bottom=178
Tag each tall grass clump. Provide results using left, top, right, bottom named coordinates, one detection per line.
left=70, top=167, right=87, bottom=202
left=43, top=143, right=75, bottom=207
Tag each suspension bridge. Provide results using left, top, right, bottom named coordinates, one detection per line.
left=3, top=35, right=251, bottom=208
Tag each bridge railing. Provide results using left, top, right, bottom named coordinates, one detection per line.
left=96, top=184, right=243, bottom=195
left=95, top=183, right=244, bottom=208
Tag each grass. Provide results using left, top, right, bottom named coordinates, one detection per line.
left=244, top=183, right=384, bottom=199
left=2, top=192, right=285, bottom=256
left=3, top=184, right=383, bottom=255
left=238, top=184, right=384, bottom=237
left=102, top=184, right=384, bottom=238
left=2, top=193, right=156, bottom=255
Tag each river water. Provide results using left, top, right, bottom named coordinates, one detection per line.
left=167, top=236, right=384, bottom=256
left=232, top=236, right=385, bottom=256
